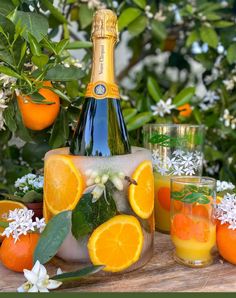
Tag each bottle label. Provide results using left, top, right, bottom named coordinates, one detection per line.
left=85, top=81, right=120, bottom=99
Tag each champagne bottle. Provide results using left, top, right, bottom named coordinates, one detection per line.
left=70, top=9, right=131, bottom=156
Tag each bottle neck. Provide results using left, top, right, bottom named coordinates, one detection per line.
left=90, top=37, right=116, bottom=84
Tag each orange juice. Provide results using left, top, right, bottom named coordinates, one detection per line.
left=171, top=213, right=216, bottom=266
left=154, top=173, right=171, bottom=233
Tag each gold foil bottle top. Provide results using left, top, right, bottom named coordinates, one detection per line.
left=91, top=9, right=118, bottom=40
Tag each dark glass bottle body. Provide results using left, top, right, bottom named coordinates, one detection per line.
left=70, top=98, right=130, bottom=156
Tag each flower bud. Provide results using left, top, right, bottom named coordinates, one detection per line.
left=111, top=176, right=123, bottom=191
left=101, top=174, right=109, bottom=184
left=94, top=176, right=101, bottom=184
left=91, top=184, right=105, bottom=202
left=118, top=172, right=125, bottom=179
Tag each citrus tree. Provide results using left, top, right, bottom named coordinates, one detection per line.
left=1, top=0, right=236, bottom=192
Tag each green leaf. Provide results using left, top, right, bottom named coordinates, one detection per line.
left=55, top=39, right=69, bottom=55
left=22, top=190, right=42, bottom=203
left=48, top=88, right=71, bottom=103
left=32, top=54, right=49, bottom=69
left=3, top=101, right=17, bottom=132
left=213, top=21, right=234, bottom=28
left=0, top=65, right=21, bottom=79
left=203, top=12, right=221, bottom=21
left=186, top=31, right=199, bottom=47
left=0, top=0, right=14, bottom=16
left=11, top=11, right=49, bottom=42
left=128, top=15, right=147, bottom=36
left=132, top=0, right=146, bottom=9
left=0, top=193, right=21, bottom=202
left=127, top=112, right=152, bottom=131
left=34, top=211, right=72, bottom=265
left=72, top=190, right=117, bottom=239
left=151, top=20, right=167, bottom=40
left=28, top=33, right=42, bottom=56
left=200, top=26, right=218, bottom=48
left=41, top=0, right=67, bottom=24
left=182, top=193, right=205, bottom=204
left=173, top=87, right=195, bottom=107
left=197, top=196, right=210, bottom=204
left=79, top=4, right=93, bottom=29
left=227, top=44, right=236, bottom=64
left=118, top=8, right=142, bottom=31
left=49, top=108, right=68, bottom=148
left=52, top=265, right=104, bottom=282
left=66, top=41, right=92, bottom=49
left=123, top=108, right=137, bottom=123
left=147, top=76, right=162, bottom=102
left=45, top=65, right=85, bottom=81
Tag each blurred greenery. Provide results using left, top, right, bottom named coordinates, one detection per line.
left=1, top=0, right=236, bottom=192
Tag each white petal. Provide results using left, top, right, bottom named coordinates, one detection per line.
left=23, top=269, right=39, bottom=284
left=31, top=260, right=41, bottom=275
left=39, top=287, right=49, bottom=293
left=47, top=279, right=62, bottom=290
left=17, top=285, right=26, bottom=292
left=38, top=264, right=48, bottom=280
left=56, top=268, right=63, bottom=275
left=28, top=285, right=39, bottom=292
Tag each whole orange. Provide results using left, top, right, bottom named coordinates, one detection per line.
left=17, top=81, right=60, bottom=131
left=217, top=223, right=236, bottom=265
left=0, top=233, right=40, bottom=272
left=177, top=103, right=192, bottom=117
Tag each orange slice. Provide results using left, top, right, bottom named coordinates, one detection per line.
left=88, top=215, right=144, bottom=272
left=44, top=155, right=85, bottom=215
left=0, top=200, right=26, bottom=242
left=43, top=199, right=53, bottom=223
left=158, top=187, right=171, bottom=211
left=128, top=161, right=154, bottom=219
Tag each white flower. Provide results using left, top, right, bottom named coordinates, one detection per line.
left=151, top=98, right=176, bottom=117
left=17, top=261, right=62, bottom=293
left=181, top=152, right=194, bottom=167
left=221, top=109, right=236, bottom=129
left=145, top=5, right=153, bottom=19
left=2, top=208, right=45, bottom=242
left=80, top=0, right=106, bottom=9
left=154, top=10, right=166, bottom=22
left=217, top=43, right=225, bottom=55
left=172, top=165, right=184, bottom=176
left=34, top=217, right=46, bottom=233
left=217, top=180, right=235, bottom=192
left=15, top=174, right=44, bottom=194
left=91, top=184, right=106, bottom=202
left=216, top=193, right=236, bottom=230
left=184, top=167, right=195, bottom=176
left=199, top=90, right=219, bottom=111
left=110, top=176, right=124, bottom=191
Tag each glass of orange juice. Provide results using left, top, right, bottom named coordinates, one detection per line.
left=143, top=124, right=204, bottom=233
left=170, top=176, right=216, bottom=267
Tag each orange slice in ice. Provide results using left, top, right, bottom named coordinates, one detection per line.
left=44, top=155, right=85, bottom=215
left=128, top=161, right=154, bottom=219
left=43, top=199, right=53, bottom=223
left=88, top=215, right=144, bottom=272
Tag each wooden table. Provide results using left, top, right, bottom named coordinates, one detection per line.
left=1, top=232, right=236, bottom=292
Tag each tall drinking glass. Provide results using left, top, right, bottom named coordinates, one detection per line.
left=170, top=176, right=216, bottom=267
left=143, top=124, right=204, bottom=233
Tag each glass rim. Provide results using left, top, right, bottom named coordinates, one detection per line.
left=143, top=123, right=205, bottom=130
left=170, top=176, right=216, bottom=186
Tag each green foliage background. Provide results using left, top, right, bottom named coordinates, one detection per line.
left=0, top=0, right=236, bottom=192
